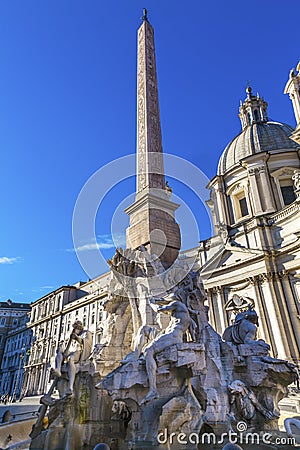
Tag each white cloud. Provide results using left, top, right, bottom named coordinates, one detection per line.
left=32, top=285, right=55, bottom=293
left=0, top=256, right=21, bottom=264
left=76, top=242, right=113, bottom=252
left=67, top=233, right=126, bottom=253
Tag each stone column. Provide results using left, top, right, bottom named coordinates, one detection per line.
left=215, top=186, right=227, bottom=225
left=259, top=273, right=290, bottom=359
left=249, top=276, right=269, bottom=343
left=22, top=368, right=29, bottom=397
left=37, top=364, right=44, bottom=395
left=273, top=273, right=299, bottom=360
left=216, top=287, right=226, bottom=333
left=258, top=166, right=275, bottom=212
left=248, top=167, right=263, bottom=215
left=29, top=368, right=35, bottom=395
left=279, top=271, right=300, bottom=359
left=206, top=288, right=216, bottom=329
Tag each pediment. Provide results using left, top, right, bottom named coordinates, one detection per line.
left=201, top=244, right=263, bottom=277
left=270, top=166, right=295, bottom=178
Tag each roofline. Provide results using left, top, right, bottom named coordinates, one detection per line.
left=31, top=285, right=78, bottom=305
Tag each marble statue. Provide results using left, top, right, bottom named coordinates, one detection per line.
left=111, top=400, right=132, bottom=423
left=141, top=295, right=191, bottom=404
left=52, top=320, right=93, bottom=396
left=120, top=319, right=161, bottom=365
left=228, top=379, right=276, bottom=423
left=292, top=170, right=300, bottom=193
left=222, top=305, right=270, bottom=350
left=107, top=247, right=146, bottom=279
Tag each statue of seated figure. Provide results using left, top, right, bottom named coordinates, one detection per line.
left=139, top=295, right=191, bottom=405
left=52, top=320, right=93, bottom=396
left=222, top=306, right=270, bottom=351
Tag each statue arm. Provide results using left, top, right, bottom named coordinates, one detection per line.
left=248, top=391, right=274, bottom=419
left=74, top=330, right=93, bottom=347
left=157, top=301, right=177, bottom=314
left=73, top=334, right=83, bottom=344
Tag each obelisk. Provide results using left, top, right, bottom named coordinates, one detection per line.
left=125, top=10, right=181, bottom=267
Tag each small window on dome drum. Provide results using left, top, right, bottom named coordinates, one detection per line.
left=281, top=185, right=296, bottom=206
left=254, top=109, right=260, bottom=122
left=239, top=197, right=249, bottom=217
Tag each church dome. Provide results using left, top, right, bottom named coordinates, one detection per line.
left=218, top=121, right=298, bottom=175
left=217, top=87, right=298, bottom=175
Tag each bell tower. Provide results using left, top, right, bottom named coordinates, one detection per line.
left=125, top=10, right=181, bottom=267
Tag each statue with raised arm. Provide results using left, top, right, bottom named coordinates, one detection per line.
left=140, top=295, right=191, bottom=404
left=52, top=320, right=93, bottom=396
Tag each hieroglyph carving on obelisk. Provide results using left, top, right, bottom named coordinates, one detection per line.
left=136, top=14, right=165, bottom=194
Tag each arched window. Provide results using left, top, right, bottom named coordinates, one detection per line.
left=228, top=183, right=250, bottom=223
left=270, top=167, right=296, bottom=208
left=253, top=109, right=260, bottom=122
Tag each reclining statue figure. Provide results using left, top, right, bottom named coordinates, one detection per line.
left=222, top=306, right=270, bottom=350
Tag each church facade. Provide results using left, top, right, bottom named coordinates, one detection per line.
left=4, top=18, right=299, bottom=397
left=200, top=68, right=300, bottom=364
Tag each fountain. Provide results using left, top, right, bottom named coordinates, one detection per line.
left=29, top=248, right=297, bottom=449
left=28, top=9, right=298, bottom=449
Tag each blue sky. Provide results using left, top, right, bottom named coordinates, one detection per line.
left=0, top=1, right=299, bottom=303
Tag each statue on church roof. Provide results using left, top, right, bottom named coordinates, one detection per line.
left=292, top=169, right=300, bottom=194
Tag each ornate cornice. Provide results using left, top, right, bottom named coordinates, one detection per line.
left=268, top=201, right=300, bottom=223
